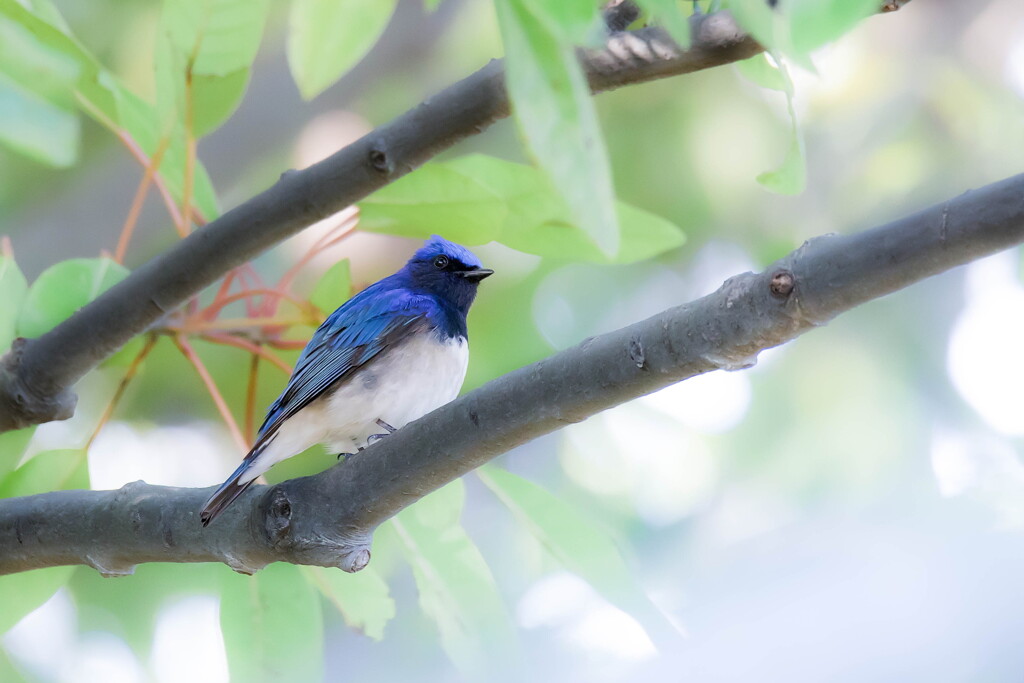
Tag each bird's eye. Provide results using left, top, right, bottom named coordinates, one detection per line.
left=433, top=255, right=450, bottom=269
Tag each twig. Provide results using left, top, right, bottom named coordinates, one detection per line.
left=84, top=335, right=158, bottom=450
left=172, top=335, right=247, bottom=451
left=113, top=136, right=172, bottom=264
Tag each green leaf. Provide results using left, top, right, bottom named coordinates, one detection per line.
left=478, top=466, right=682, bottom=650
left=220, top=563, right=324, bottom=683
left=0, top=72, right=78, bottom=166
left=0, top=448, right=88, bottom=498
left=726, top=0, right=778, bottom=52
left=70, top=563, right=228, bottom=658
left=391, top=480, right=518, bottom=673
left=17, top=257, right=129, bottom=339
left=519, top=0, right=601, bottom=44
left=161, top=0, right=270, bottom=76
left=0, top=645, right=26, bottom=682
left=0, top=566, right=76, bottom=635
left=503, top=201, right=685, bottom=264
left=288, top=0, right=398, bottom=100
left=310, top=259, right=351, bottom=316
left=0, top=12, right=80, bottom=106
left=0, top=427, right=36, bottom=481
left=754, top=55, right=805, bottom=195
left=156, top=0, right=268, bottom=136
left=190, top=68, right=250, bottom=137
left=302, top=565, right=395, bottom=640
left=114, top=86, right=220, bottom=219
left=786, top=0, right=878, bottom=56
left=496, top=0, right=620, bottom=257
left=757, top=133, right=805, bottom=194
left=634, top=0, right=692, bottom=48
left=0, top=254, right=28, bottom=352
left=0, top=0, right=221, bottom=215
left=0, top=0, right=120, bottom=124
left=359, top=164, right=506, bottom=245
left=0, top=448, right=86, bottom=628
left=444, top=154, right=684, bottom=263
left=735, top=53, right=787, bottom=91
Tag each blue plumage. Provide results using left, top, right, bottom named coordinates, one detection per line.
left=200, top=235, right=492, bottom=526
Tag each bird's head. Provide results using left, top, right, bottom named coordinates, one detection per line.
left=403, top=235, right=493, bottom=313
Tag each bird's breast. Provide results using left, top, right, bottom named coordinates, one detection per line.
left=323, top=331, right=469, bottom=449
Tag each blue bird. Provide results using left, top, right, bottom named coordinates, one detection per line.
left=200, top=235, right=492, bottom=526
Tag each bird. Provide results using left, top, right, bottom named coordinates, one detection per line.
left=199, top=235, right=493, bottom=526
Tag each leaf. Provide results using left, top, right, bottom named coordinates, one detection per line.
left=310, top=259, right=351, bottom=316
left=190, top=68, right=250, bottom=137
left=70, top=563, right=228, bottom=658
left=0, top=254, right=28, bottom=351
left=0, top=0, right=221, bottom=215
left=757, top=133, right=805, bottom=195
left=0, top=645, right=26, bottom=681
left=735, top=53, right=787, bottom=91
left=288, top=0, right=398, bottom=100
left=0, top=427, right=37, bottom=481
left=0, top=448, right=86, bottom=630
left=0, top=0, right=120, bottom=125
left=726, top=0, right=778, bottom=52
left=302, top=565, right=395, bottom=641
left=17, top=257, right=129, bottom=339
left=444, top=154, right=684, bottom=263
left=495, top=0, right=620, bottom=257
left=754, top=55, right=805, bottom=195
left=358, top=164, right=506, bottom=245
left=503, top=201, right=685, bottom=264
left=0, top=72, right=78, bottom=166
left=156, top=0, right=268, bottom=136
left=391, top=480, right=518, bottom=674
left=161, top=0, right=270, bottom=76
left=786, top=0, right=878, bottom=57
left=519, top=0, right=601, bottom=44
left=0, top=567, right=76, bottom=635
left=0, top=11, right=80, bottom=106
left=0, top=448, right=88, bottom=498
left=220, top=563, right=324, bottom=683
left=114, top=86, right=220, bottom=219
left=478, top=466, right=682, bottom=650
left=634, top=0, right=692, bottom=48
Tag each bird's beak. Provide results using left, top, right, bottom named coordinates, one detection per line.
left=457, top=268, right=494, bottom=282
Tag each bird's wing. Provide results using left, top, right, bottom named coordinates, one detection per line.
left=254, top=286, right=434, bottom=445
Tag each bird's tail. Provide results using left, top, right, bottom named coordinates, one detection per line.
left=200, top=442, right=268, bottom=527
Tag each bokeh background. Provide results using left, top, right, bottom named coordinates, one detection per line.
left=3, top=0, right=1024, bottom=681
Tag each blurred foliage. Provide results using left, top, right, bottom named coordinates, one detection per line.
left=1, top=0, right=1023, bottom=681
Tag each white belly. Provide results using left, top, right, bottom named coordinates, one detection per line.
left=322, top=332, right=469, bottom=450
left=242, top=332, right=468, bottom=481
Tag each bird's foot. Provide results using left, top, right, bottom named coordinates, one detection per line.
left=336, top=446, right=366, bottom=461
left=367, top=419, right=397, bottom=446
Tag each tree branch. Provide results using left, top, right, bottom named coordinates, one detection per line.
left=3, top=170, right=1022, bottom=577
left=0, top=12, right=761, bottom=433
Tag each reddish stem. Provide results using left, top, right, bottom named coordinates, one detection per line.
left=114, top=136, right=171, bottom=264
left=200, top=332, right=294, bottom=375
left=85, top=335, right=158, bottom=450
left=172, top=335, right=247, bottom=451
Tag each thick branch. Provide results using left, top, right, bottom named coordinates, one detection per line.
left=2, top=171, right=1022, bottom=576
left=0, top=13, right=760, bottom=432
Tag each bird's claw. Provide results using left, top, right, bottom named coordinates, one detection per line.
left=337, top=446, right=366, bottom=461
left=366, top=419, right=397, bottom=445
